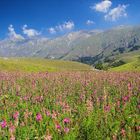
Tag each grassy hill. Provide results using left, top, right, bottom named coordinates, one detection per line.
left=0, top=58, right=92, bottom=72
left=109, top=50, right=140, bottom=71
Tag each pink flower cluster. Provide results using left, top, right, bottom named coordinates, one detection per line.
left=1, top=120, right=7, bottom=128
left=36, top=113, right=42, bottom=122
left=104, top=105, right=111, bottom=112
left=63, top=118, right=70, bottom=124
left=13, top=111, right=19, bottom=120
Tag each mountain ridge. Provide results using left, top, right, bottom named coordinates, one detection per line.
left=0, top=25, right=140, bottom=65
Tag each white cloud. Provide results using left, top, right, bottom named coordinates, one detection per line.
left=63, top=21, right=75, bottom=30
left=48, top=21, right=75, bottom=34
left=8, top=25, right=24, bottom=40
left=91, top=0, right=112, bottom=13
left=56, top=21, right=75, bottom=31
left=22, top=25, right=40, bottom=37
left=105, top=4, right=128, bottom=21
left=86, top=20, right=95, bottom=25
left=48, top=27, right=56, bottom=34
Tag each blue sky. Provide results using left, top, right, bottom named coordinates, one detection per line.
left=0, top=0, right=140, bottom=39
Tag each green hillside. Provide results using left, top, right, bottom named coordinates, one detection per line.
left=0, top=58, right=92, bottom=72
left=109, top=50, right=140, bottom=71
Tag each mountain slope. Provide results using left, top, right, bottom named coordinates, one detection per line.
left=0, top=25, right=140, bottom=65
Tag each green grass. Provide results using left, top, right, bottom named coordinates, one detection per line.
left=111, top=60, right=140, bottom=71
left=0, top=58, right=92, bottom=72
left=115, top=50, right=140, bottom=62
left=109, top=50, right=140, bottom=72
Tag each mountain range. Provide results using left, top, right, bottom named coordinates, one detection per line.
left=0, top=25, right=140, bottom=65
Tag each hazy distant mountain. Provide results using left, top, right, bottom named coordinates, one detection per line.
left=0, top=25, right=140, bottom=64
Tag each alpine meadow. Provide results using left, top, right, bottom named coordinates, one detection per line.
left=0, top=0, right=140, bottom=140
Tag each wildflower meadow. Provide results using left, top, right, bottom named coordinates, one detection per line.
left=0, top=71, right=140, bottom=139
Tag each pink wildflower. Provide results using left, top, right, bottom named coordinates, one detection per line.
left=64, top=127, right=70, bottom=133
left=104, top=105, right=110, bottom=112
left=10, top=136, right=15, bottom=140
left=122, top=96, right=129, bottom=103
left=13, top=111, right=19, bottom=120
left=93, top=90, right=97, bottom=95
left=44, top=135, right=52, bottom=140
left=46, top=111, right=51, bottom=116
left=45, top=129, right=52, bottom=140
left=55, top=124, right=61, bottom=130
left=51, top=111, right=57, bottom=119
left=9, top=124, right=15, bottom=133
left=1, top=120, right=7, bottom=128
left=127, top=82, right=132, bottom=90
left=36, top=113, right=42, bottom=122
left=63, top=118, right=70, bottom=124
left=121, top=128, right=126, bottom=136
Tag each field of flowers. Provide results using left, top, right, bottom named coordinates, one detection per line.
left=0, top=71, right=140, bottom=139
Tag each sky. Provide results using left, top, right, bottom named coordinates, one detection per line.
left=0, top=0, right=140, bottom=39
